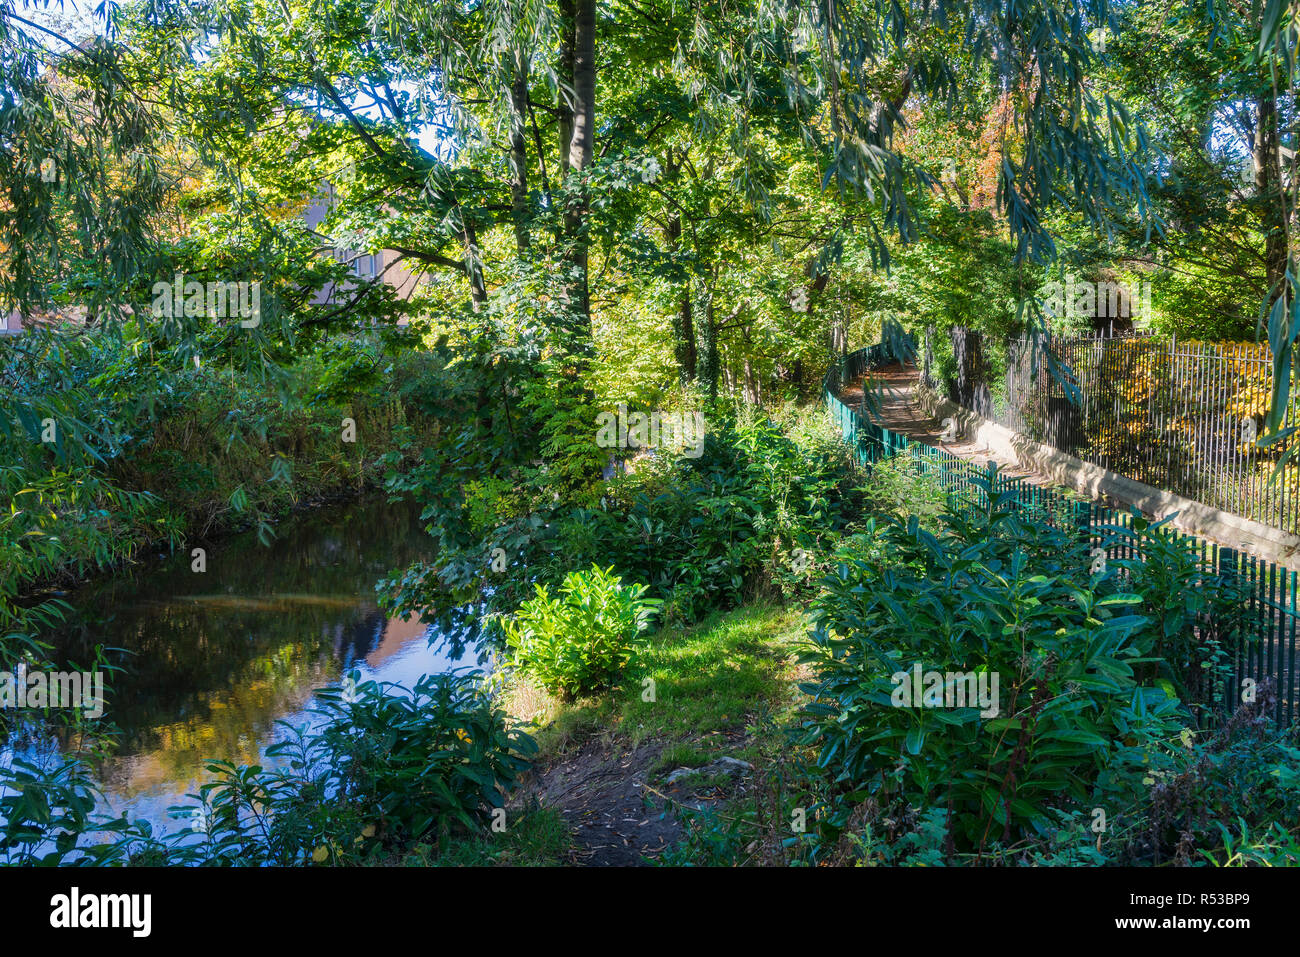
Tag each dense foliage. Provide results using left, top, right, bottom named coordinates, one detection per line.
left=383, top=403, right=869, bottom=630
left=501, top=564, right=660, bottom=699
left=662, top=463, right=1298, bottom=867
left=1, top=673, right=536, bottom=865
left=798, top=468, right=1247, bottom=856
left=0, top=323, right=438, bottom=691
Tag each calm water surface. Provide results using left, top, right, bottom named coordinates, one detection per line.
left=4, top=495, right=477, bottom=835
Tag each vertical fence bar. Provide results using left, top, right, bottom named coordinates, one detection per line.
left=1289, top=568, right=1298, bottom=726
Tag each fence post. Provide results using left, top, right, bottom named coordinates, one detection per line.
left=1073, top=498, right=1091, bottom=547
left=1164, top=332, right=1175, bottom=491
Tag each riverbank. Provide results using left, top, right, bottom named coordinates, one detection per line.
left=3, top=330, right=442, bottom=616
left=495, top=603, right=808, bottom=865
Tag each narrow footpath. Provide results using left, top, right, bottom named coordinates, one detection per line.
left=838, top=362, right=1050, bottom=487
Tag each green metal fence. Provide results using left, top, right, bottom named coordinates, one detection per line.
left=824, top=345, right=1300, bottom=727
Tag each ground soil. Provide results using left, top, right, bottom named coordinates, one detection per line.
left=518, top=731, right=749, bottom=866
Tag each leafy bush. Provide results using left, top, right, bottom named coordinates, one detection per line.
left=1, top=325, right=439, bottom=605
left=652, top=463, right=1295, bottom=868
left=1, top=672, right=537, bottom=866
left=1009, top=687, right=1300, bottom=866
left=858, top=453, right=951, bottom=529
left=531, top=406, right=867, bottom=624
left=1114, top=684, right=1300, bottom=866
left=796, top=468, right=1197, bottom=858
left=384, top=401, right=871, bottom=631
left=1112, top=516, right=1248, bottom=717
left=0, top=757, right=146, bottom=866
left=501, top=565, right=660, bottom=700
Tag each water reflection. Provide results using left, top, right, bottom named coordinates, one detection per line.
left=5, top=495, right=478, bottom=834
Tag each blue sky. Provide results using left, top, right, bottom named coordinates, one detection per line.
left=19, top=0, right=449, bottom=157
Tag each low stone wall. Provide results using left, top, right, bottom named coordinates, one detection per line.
left=915, top=383, right=1300, bottom=570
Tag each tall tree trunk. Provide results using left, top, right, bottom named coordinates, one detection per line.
left=1255, top=91, right=1288, bottom=302
left=564, top=0, right=596, bottom=323
left=700, top=282, right=719, bottom=401
left=557, top=0, right=576, bottom=183
left=462, top=219, right=487, bottom=310
left=508, top=52, right=531, bottom=255
left=544, top=0, right=597, bottom=485
left=676, top=284, right=698, bottom=382
left=553, top=0, right=575, bottom=256
left=663, top=213, right=697, bottom=381
left=568, top=0, right=596, bottom=174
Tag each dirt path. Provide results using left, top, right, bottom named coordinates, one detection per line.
left=519, top=740, right=680, bottom=866
left=518, top=734, right=751, bottom=866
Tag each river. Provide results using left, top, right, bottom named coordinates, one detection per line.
left=1, top=493, right=477, bottom=836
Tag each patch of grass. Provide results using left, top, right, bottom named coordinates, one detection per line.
left=624, top=603, right=807, bottom=745
left=650, top=743, right=713, bottom=777
left=517, top=603, right=807, bottom=756
left=497, top=602, right=809, bottom=866
left=666, top=770, right=733, bottom=792
left=417, top=806, right=572, bottom=867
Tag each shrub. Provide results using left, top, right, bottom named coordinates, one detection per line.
left=540, top=407, right=868, bottom=622
left=796, top=468, right=1191, bottom=858
left=167, top=670, right=537, bottom=865
left=1011, top=686, right=1300, bottom=866
left=501, top=565, right=660, bottom=699
left=1111, top=516, right=1248, bottom=718
left=1, top=672, right=537, bottom=865
left=1117, top=684, right=1300, bottom=865
left=858, top=453, right=951, bottom=529
left=653, top=462, right=1294, bottom=868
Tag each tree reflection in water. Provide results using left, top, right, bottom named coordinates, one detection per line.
left=7, top=494, right=482, bottom=834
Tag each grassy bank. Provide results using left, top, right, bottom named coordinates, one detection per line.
left=492, top=603, right=809, bottom=865
left=510, top=603, right=806, bottom=755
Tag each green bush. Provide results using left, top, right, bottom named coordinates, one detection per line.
left=858, top=452, right=951, bottom=529
left=501, top=564, right=660, bottom=699
left=1113, top=685, right=1300, bottom=865
left=0, top=672, right=537, bottom=865
left=654, top=463, right=1295, bottom=868
left=1011, top=688, right=1300, bottom=866
left=1, top=325, right=438, bottom=606
left=1113, top=517, right=1248, bottom=717
left=535, top=407, right=867, bottom=623
left=796, top=468, right=1193, bottom=858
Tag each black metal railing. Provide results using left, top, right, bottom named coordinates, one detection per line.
left=924, top=331, right=1300, bottom=535
left=826, top=344, right=1299, bottom=727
